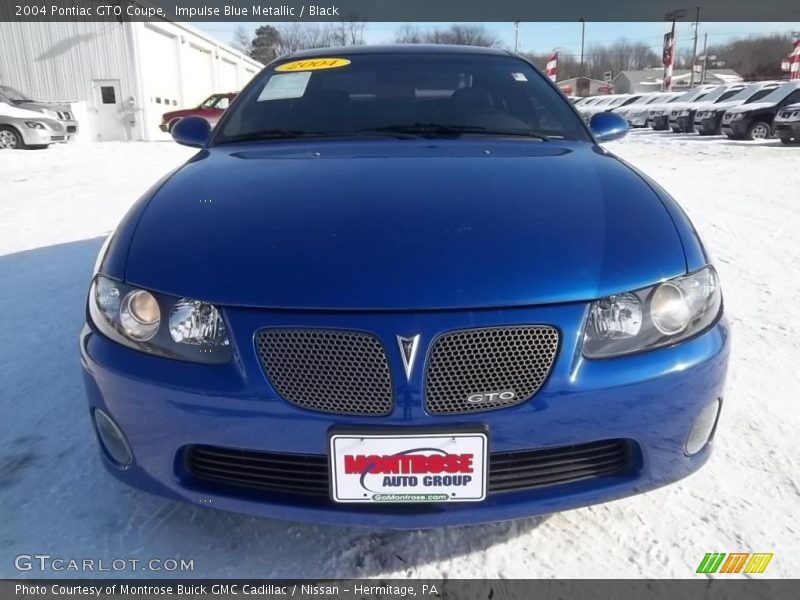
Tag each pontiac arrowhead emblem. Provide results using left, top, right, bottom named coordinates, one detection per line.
left=396, top=334, right=421, bottom=381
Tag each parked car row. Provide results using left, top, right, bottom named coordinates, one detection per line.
left=0, top=84, right=79, bottom=150
left=573, top=80, right=800, bottom=144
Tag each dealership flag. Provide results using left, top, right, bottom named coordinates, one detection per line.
left=662, top=25, right=676, bottom=91
left=546, top=52, right=558, bottom=82
left=790, top=39, right=800, bottom=81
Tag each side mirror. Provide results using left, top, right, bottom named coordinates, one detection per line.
left=171, top=116, right=210, bottom=148
left=590, top=112, right=629, bottom=142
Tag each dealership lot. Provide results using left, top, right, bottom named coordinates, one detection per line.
left=1, top=132, right=798, bottom=577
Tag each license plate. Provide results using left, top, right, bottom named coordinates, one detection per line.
left=329, top=432, right=488, bottom=503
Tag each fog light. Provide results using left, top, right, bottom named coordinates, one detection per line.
left=93, top=409, right=133, bottom=467
left=686, top=399, right=721, bottom=455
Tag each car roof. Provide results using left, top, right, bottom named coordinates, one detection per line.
left=281, top=44, right=511, bottom=61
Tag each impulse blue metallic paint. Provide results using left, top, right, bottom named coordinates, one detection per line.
left=121, top=140, right=687, bottom=310
left=81, top=46, right=729, bottom=528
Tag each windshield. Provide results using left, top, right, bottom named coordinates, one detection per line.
left=627, top=95, right=654, bottom=105
left=200, top=95, right=223, bottom=108
left=681, top=87, right=713, bottom=103
left=700, top=86, right=742, bottom=103
left=757, top=83, right=798, bottom=104
left=214, top=53, right=589, bottom=145
left=744, top=87, right=779, bottom=103
left=0, top=85, right=32, bottom=103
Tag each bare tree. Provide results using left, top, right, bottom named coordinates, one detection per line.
left=331, top=16, right=366, bottom=47
left=394, top=25, right=424, bottom=44
left=394, top=24, right=500, bottom=48
left=232, top=25, right=253, bottom=56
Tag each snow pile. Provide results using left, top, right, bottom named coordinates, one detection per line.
left=1, top=133, right=798, bottom=578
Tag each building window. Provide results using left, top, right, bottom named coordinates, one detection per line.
left=100, top=86, right=116, bottom=104
left=155, top=97, right=161, bottom=104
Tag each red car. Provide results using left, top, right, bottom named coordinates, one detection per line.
left=159, top=93, right=236, bottom=132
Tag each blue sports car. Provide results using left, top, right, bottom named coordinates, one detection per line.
left=80, top=45, right=729, bottom=528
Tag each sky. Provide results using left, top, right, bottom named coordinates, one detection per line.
left=195, top=21, right=800, bottom=58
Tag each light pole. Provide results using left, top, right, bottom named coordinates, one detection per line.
left=579, top=18, right=586, bottom=78
left=514, top=21, right=520, bottom=54
left=689, top=6, right=701, bottom=87
left=698, top=33, right=715, bottom=85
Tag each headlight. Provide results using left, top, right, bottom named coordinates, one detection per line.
left=733, top=113, right=746, bottom=121
left=24, top=121, right=45, bottom=129
left=583, top=266, right=722, bottom=358
left=88, top=275, right=232, bottom=363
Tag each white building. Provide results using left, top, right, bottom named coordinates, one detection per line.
left=0, top=19, right=263, bottom=141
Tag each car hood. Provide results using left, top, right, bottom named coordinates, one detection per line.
left=0, top=101, right=50, bottom=119
left=698, top=99, right=744, bottom=112
left=124, top=140, right=687, bottom=310
left=162, top=108, right=201, bottom=121
left=667, top=102, right=699, bottom=112
left=726, top=102, right=775, bottom=114
left=16, top=100, right=71, bottom=113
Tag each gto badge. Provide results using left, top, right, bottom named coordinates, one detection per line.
left=467, top=391, right=516, bottom=404
left=396, top=334, right=421, bottom=381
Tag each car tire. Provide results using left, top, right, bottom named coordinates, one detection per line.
left=0, top=125, right=24, bottom=149
left=746, top=121, right=771, bottom=141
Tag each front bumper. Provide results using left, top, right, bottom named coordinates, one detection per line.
left=19, top=126, right=67, bottom=145
left=626, top=112, right=649, bottom=127
left=668, top=115, right=693, bottom=132
left=80, top=303, right=730, bottom=528
left=649, top=115, right=669, bottom=130
left=721, top=119, right=748, bottom=138
left=695, top=115, right=722, bottom=135
left=60, top=120, right=79, bottom=141
left=774, top=121, right=800, bottom=142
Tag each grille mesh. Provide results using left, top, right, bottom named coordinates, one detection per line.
left=425, top=326, right=559, bottom=414
left=183, top=439, right=632, bottom=499
left=255, top=329, right=393, bottom=416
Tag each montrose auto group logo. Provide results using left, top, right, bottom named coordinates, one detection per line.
left=344, top=448, right=475, bottom=501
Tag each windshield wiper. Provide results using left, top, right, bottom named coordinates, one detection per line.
left=357, top=122, right=550, bottom=141
left=216, top=129, right=332, bottom=144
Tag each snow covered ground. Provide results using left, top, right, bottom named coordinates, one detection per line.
left=1, top=132, right=798, bottom=578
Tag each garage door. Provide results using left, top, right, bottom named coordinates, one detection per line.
left=139, top=24, right=181, bottom=139
left=219, top=58, right=238, bottom=92
left=184, top=43, right=215, bottom=107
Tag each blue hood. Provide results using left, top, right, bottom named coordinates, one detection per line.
left=124, top=140, right=687, bottom=310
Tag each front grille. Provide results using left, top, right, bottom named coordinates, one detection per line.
left=50, top=136, right=65, bottom=141
left=255, top=329, right=393, bottom=416
left=424, top=326, right=559, bottom=415
left=183, top=439, right=632, bottom=499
